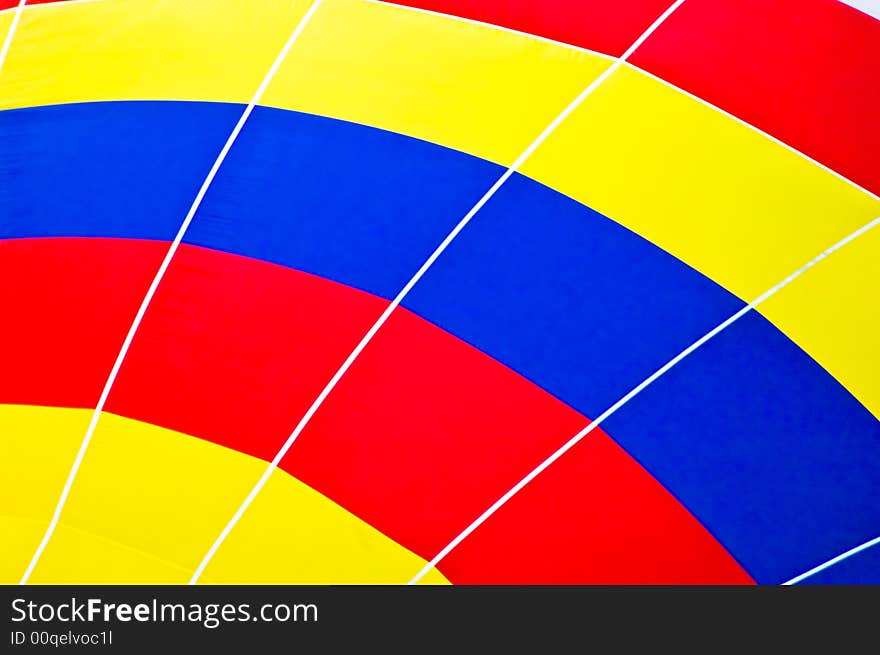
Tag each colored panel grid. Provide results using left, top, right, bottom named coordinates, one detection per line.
left=758, top=221, right=880, bottom=420
left=520, top=64, right=880, bottom=302
left=2, top=0, right=875, bottom=587
left=439, top=429, right=753, bottom=584
left=262, top=0, right=610, bottom=165
left=0, top=0, right=311, bottom=110
left=2, top=406, right=446, bottom=584
left=630, top=0, right=880, bottom=196
left=403, top=173, right=744, bottom=419
left=0, top=101, right=501, bottom=298
left=382, top=0, right=671, bottom=56
left=3, top=101, right=766, bottom=440
left=602, top=311, right=880, bottom=584
left=0, top=237, right=747, bottom=582
left=282, top=307, right=750, bottom=582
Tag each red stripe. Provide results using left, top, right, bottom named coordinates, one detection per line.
left=630, top=0, right=880, bottom=195
left=3, top=237, right=751, bottom=582
left=0, top=237, right=166, bottom=408
left=385, top=0, right=671, bottom=56
left=107, top=242, right=387, bottom=462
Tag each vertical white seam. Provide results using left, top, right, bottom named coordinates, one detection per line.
left=408, top=215, right=880, bottom=584
left=18, top=0, right=325, bottom=585
left=187, top=0, right=690, bottom=585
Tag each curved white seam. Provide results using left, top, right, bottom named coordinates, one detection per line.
left=0, top=0, right=108, bottom=17
left=408, top=214, right=880, bottom=584
left=783, top=535, right=880, bottom=585
left=364, top=0, right=615, bottom=61
left=369, top=0, right=878, bottom=203
left=187, top=0, right=690, bottom=586
left=0, top=0, right=25, bottom=77
left=17, top=0, right=325, bottom=585
left=626, top=63, right=880, bottom=203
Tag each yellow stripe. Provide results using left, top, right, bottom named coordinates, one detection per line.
left=0, top=405, right=90, bottom=583
left=758, top=224, right=880, bottom=420
left=0, top=0, right=609, bottom=166
left=0, top=0, right=312, bottom=109
left=0, top=405, right=448, bottom=584
left=199, top=467, right=446, bottom=584
left=0, top=10, right=11, bottom=41
left=521, top=65, right=880, bottom=301
left=261, top=0, right=610, bottom=164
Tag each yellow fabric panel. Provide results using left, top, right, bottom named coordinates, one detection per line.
left=0, top=406, right=448, bottom=584
left=0, top=0, right=311, bottom=110
left=0, top=11, right=12, bottom=44
left=21, top=519, right=192, bottom=584
left=0, top=405, right=89, bottom=583
left=262, top=0, right=611, bottom=164
left=521, top=64, right=880, bottom=301
left=759, top=223, right=880, bottom=420
left=200, top=468, right=449, bottom=584
left=0, top=0, right=610, bottom=165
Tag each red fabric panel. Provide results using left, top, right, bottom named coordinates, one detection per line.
left=0, top=237, right=165, bottom=408
left=107, top=242, right=387, bottom=462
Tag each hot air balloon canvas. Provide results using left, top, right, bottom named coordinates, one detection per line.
left=1, top=0, right=879, bottom=586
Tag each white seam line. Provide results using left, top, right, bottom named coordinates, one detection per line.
left=0, top=0, right=26, bottom=77
left=17, top=0, right=325, bottom=585
left=783, top=534, right=880, bottom=585
left=187, top=0, right=690, bottom=585
left=370, top=0, right=878, bottom=204
left=625, top=63, right=880, bottom=203
left=408, top=214, right=880, bottom=584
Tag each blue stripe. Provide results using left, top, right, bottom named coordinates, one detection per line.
left=603, top=311, right=880, bottom=583
left=403, top=173, right=745, bottom=416
left=0, top=101, right=501, bottom=299
left=0, top=101, right=242, bottom=241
